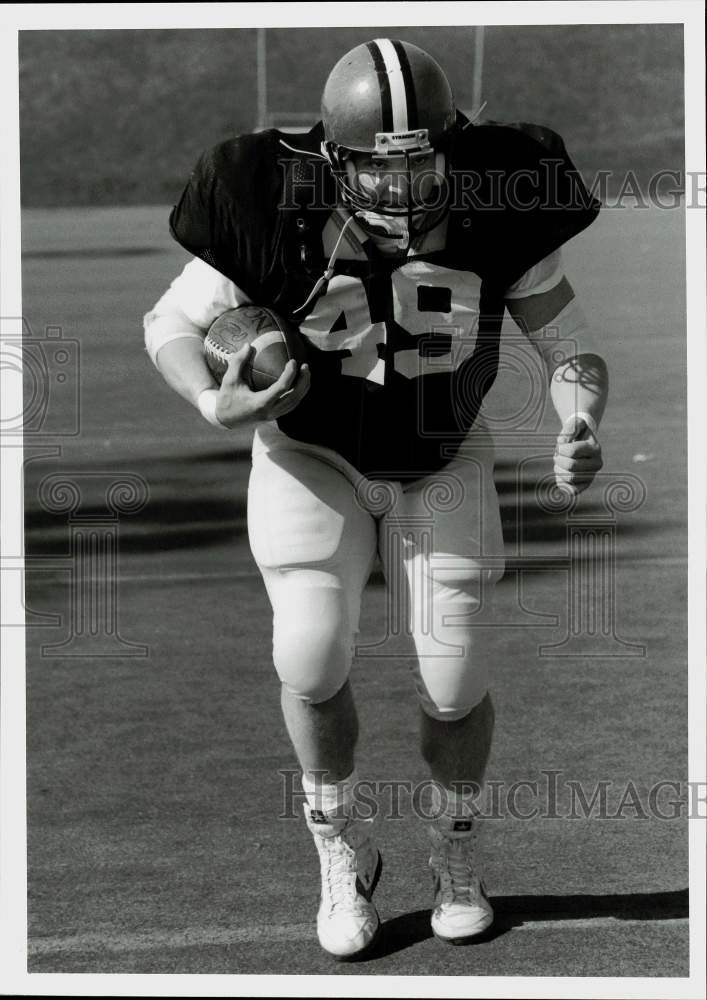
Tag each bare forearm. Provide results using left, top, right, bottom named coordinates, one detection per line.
left=152, top=332, right=311, bottom=430
left=549, top=353, right=608, bottom=430
left=155, top=337, right=217, bottom=408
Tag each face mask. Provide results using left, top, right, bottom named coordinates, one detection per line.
left=344, top=151, right=445, bottom=216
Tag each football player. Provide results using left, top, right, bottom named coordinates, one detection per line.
left=145, top=38, right=607, bottom=959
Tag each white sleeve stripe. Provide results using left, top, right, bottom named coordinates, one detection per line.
left=144, top=257, right=252, bottom=366
left=154, top=257, right=251, bottom=328
left=504, top=267, right=564, bottom=300
left=143, top=305, right=203, bottom=335
left=145, top=329, right=205, bottom=367
left=504, top=249, right=564, bottom=300
left=144, top=307, right=206, bottom=366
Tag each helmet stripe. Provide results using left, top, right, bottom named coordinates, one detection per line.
left=366, top=40, right=394, bottom=132
left=391, top=39, right=418, bottom=131
left=371, top=38, right=408, bottom=132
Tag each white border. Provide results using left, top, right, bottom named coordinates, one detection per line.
left=0, top=0, right=703, bottom=28
left=0, top=7, right=28, bottom=996
left=684, top=1, right=707, bottom=995
left=1, top=2, right=705, bottom=998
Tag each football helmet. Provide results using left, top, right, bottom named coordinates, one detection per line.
left=321, top=38, right=456, bottom=244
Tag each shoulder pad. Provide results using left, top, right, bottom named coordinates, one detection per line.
left=168, top=132, right=287, bottom=297
left=448, top=119, right=600, bottom=286
left=170, top=132, right=282, bottom=246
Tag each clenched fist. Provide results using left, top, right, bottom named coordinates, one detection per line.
left=554, top=414, right=603, bottom=495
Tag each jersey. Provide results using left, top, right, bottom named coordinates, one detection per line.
left=169, top=114, right=600, bottom=479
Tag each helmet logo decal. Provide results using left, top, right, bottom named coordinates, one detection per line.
left=373, top=129, right=430, bottom=155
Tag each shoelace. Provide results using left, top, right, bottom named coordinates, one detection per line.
left=435, top=834, right=480, bottom=904
left=319, top=834, right=364, bottom=914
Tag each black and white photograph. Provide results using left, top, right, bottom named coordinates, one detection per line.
left=1, top=2, right=705, bottom=996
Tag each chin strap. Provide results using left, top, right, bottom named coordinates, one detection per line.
left=283, top=135, right=448, bottom=310
left=292, top=213, right=357, bottom=318
left=278, top=138, right=329, bottom=161
left=462, top=101, right=488, bottom=129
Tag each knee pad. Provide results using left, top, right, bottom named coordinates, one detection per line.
left=272, top=586, right=353, bottom=704
left=414, top=653, right=489, bottom=721
left=409, top=570, right=490, bottom=720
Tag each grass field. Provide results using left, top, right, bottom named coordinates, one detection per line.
left=21, top=201, right=689, bottom=977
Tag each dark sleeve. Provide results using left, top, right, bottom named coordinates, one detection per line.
left=169, top=146, right=226, bottom=269
left=169, top=135, right=284, bottom=301
left=508, top=121, right=600, bottom=261
left=453, top=122, right=600, bottom=287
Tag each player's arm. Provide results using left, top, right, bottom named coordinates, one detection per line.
left=145, top=258, right=309, bottom=428
left=505, top=258, right=608, bottom=494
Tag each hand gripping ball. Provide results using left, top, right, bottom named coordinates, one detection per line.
left=205, top=305, right=306, bottom=390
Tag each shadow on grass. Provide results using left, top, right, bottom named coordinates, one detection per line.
left=355, top=888, right=688, bottom=961
left=22, top=247, right=171, bottom=260
left=25, top=496, right=247, bottom=556
left=22, top=448, right=650, bottom=557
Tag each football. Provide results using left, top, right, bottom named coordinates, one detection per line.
left=204, top=305, right=306, bottom=390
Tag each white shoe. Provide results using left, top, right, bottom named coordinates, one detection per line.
left=428, top=814, right=494, bottom=943
left=305, top=806, right=382, bottom=959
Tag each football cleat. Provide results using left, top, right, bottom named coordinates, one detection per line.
left=427, top=813, right=494, bottom=943
left=305, top=805, right=383, bottom=959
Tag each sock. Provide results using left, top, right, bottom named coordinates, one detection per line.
left=302, top=768, right=359, bottom=818
left=429, top=781, right=481, bottom=821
